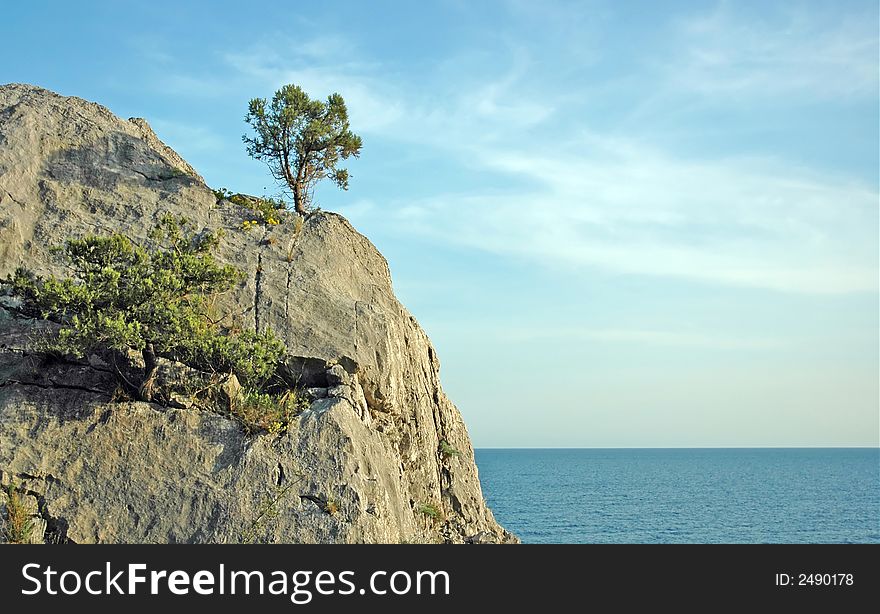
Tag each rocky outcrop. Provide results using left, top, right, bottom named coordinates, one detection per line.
left=0, top=83, right=516, bottom=543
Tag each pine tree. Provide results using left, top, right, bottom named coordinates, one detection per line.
left=243, top=84, right=363, bottom=214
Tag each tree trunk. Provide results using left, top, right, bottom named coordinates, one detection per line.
left=139, top=343, right=158, bottom=402
left=293, top=183, right=308, bottom=216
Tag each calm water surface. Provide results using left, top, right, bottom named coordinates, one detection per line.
left=474, top=448, right=880, bottom=543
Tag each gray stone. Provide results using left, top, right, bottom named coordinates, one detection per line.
left=305, top=387, right=328, bottom=399
left=167, top=393, right=194, bottom=409
left=327, top=385, right=349, bottom=399
left=0, top=83, right=517, bottom=544
left=218, top=374, right=242, bottom=405
left=325, top=364, right=351, bottom=387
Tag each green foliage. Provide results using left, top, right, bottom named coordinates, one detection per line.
left=213, top=187, right=232, bottom=200
left=232, top=387, right=309, bottom=435
left=418, top=503, right=443, bottom=522
left=184, top=329, right=285, bottom=390
left=243, top=84, right=363, bottom=215
left=5, top=215, right=286, bottom=394
left=3, top=482, right=35, bottom=544
left=439, top=440, right=461, bottom=458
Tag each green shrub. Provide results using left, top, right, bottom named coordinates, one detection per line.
left=5, top=214, right=286, bottom=398
left=418, top=503, right=443, bottom=521
left=183, top=329, right=285, bottom=389
left=214, top=188, right=286, bottom=226
left=439, top=440, right=460, bottom=458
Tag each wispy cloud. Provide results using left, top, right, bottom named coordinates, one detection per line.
left=126, top=34, right=176, bottom=65
left=339, top=4, right=877, bottom=295
left=142, top=5, right=878, bottom=296
left=221, top=37, right=559, bottom=141
left=460, top=49, right=556, bottom=128
left=364, top=135, right=877, bottom=294
left=223, top=41, right=404, bottom=133
left=668, top=4, right=879, bottom=101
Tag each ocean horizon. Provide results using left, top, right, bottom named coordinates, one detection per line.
left=474, top=447, right=880, bottom=544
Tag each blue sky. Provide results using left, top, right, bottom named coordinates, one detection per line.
left=3, top=0, right=877, bottom=446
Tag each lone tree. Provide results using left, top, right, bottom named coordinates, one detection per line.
left=7, top=215, right=285, bottom=401
left=243, top=84, right=363, bottom=215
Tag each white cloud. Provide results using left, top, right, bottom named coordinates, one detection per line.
left=219, top=29, right=876, bottom=296
left=385, top=139, right=878, bottom=294
left=461, top=48, right=556, bottom=127
left=669, top=5, right=878, bottom=100
left=141, top=16, right=877, bottom=296
left=223, top=43, right=404, bottom=133
left=222, top=37, right=561, bottom=141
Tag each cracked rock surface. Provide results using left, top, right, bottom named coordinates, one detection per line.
left=0, top=83, right=517, bottom=543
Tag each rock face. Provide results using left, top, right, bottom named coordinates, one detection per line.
left=0, top=83, right=516, bottom=544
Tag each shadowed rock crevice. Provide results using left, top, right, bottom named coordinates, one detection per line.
left=0, top=378, right=110, bottom=396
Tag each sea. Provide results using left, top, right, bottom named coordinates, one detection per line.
left=474, top=448, right=880, bottom=544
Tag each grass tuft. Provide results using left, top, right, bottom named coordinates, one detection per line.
left=231, top=387, right=310, bottom=435
left=439, top=440, right=460, bottom=458
left=3, top=482, right=35, bottom=544
left=418, top=503, right=444, bottom=523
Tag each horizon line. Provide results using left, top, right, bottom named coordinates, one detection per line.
left=473, top=445, right=880, bottom=450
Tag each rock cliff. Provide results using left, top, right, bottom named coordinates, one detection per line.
left=0, top=83, right=516, bottom=544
